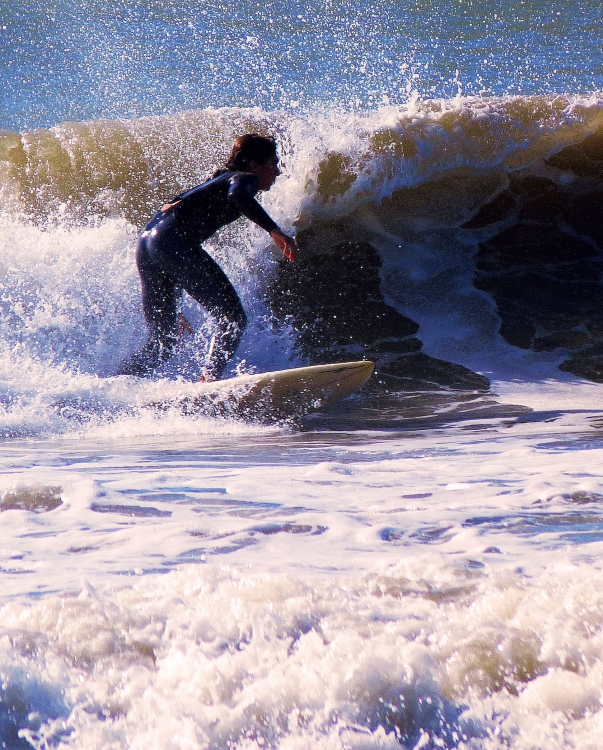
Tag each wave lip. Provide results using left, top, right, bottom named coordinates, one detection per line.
left=0, top=94, right=602, bottom=227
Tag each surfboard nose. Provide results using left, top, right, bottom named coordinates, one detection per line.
left=328, top=360, right=375, bottom=385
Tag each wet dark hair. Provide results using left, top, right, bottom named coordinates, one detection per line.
left=212, top=134, right=278, bottom=178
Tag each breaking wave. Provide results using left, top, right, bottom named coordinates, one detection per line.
left=1, top=93, right=603, bottom=438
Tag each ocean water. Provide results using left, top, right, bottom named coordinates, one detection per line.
left=2, top=1, right=603, bottom=748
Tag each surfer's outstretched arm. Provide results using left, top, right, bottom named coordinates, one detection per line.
left=227, top=173, right=297, bottom=263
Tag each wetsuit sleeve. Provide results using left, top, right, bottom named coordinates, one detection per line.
left=227, top=173, right=280, bottom=234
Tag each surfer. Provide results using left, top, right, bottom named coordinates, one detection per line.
left=117, top=133, right=296, bottom=380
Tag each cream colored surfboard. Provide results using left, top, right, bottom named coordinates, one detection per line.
left=148, top=360, right=375, bottom=421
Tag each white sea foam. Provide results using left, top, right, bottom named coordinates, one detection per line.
left=4, top=497, right=603, bottom=750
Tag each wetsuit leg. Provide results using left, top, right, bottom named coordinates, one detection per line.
left=178, top=250, right=247, bottom=380
left=148, top=222, right=247, bottom=379
left=118, top=212, right=246, bottom=379
left=115, top=217, right=181, bottom=376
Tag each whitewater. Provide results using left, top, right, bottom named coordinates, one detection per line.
left=2, top=1, right=603, bottom=749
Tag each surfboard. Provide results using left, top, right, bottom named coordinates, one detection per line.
left=147, top=360, right=375, bottom=421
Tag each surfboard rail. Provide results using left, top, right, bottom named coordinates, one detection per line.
left=147, top=360, right=375, bottom=421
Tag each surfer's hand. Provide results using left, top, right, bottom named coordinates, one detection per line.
left=270, top=228, right=297, bottom=263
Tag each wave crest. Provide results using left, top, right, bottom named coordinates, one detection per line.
left=1, top=94, right=602, bottom=229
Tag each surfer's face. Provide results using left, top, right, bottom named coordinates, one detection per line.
left=249, top=155, right=281, bottom=191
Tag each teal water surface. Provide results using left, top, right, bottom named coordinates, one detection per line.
left=1, top=0, right=602, bottom=129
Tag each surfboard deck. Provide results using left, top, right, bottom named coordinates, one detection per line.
left=147, top=360, right=375, bottom=421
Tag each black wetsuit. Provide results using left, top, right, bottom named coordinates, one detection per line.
left=117, top=171, right=280, bottom=379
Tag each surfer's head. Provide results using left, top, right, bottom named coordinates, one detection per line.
left=224, top=134, right=281, bottom=190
